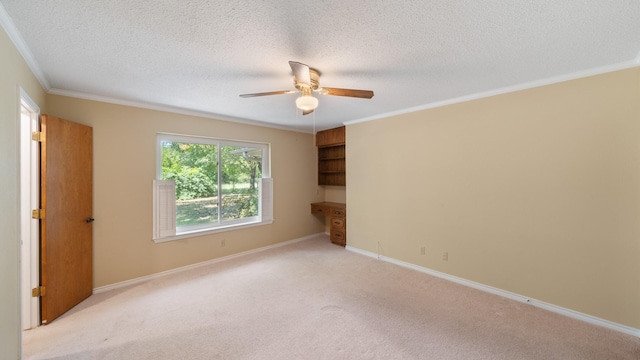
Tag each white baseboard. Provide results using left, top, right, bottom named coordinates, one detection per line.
left=346, top=245, right=640, bottom=338
left=93, top=233, right=324, bottom=294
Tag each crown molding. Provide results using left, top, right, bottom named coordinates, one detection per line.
left=345, top=60, right=640, bottom=127
left=48, top=88, right=312, bottom=134
left=3, top=1, right=638, bottom=134
left=0, top=2, right=50, bottom=91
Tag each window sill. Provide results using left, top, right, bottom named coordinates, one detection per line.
left=153, top=219, right=274, bottom=243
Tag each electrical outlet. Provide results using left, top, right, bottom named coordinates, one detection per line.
left=221, top=239, right=226, bottom=247
left=442, top=251, right=448, bottom=261
left=420, top=247, right=426, bottom=255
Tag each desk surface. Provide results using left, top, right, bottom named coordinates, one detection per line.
left=311, top=202, right=346, bottom=208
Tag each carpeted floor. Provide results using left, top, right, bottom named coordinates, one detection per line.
left=22, top=235, right=639, bottom=359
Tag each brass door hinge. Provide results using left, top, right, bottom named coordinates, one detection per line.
left=31, top=286, right=46, bottom=297
left=31, top=209, right=45, bottom=219
left=31, top=131, right=45, bottom=142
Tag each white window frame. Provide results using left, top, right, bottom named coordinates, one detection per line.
left=153, top=133, right=272, bottom=242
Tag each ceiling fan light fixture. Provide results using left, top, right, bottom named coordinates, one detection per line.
left=295, top=94, right=318, bottom=111
left=239, top=61, right=373, bottom=114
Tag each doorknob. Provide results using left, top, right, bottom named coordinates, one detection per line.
left=86, top=217, right=95, bottom=223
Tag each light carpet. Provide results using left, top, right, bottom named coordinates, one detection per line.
left=22, top=235, right=640, bottom=359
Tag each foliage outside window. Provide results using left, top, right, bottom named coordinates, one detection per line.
left=157, top=133, right=270, bottom=236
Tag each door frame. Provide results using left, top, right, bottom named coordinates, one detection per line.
left=19, top=87, right=40, bottom=330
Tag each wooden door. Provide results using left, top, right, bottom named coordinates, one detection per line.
left=40, top=114, right=93, bottom=324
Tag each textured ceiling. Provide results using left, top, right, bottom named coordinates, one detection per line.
left=1, top=1, right=639, bottom=132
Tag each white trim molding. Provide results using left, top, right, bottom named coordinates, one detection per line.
left=346, top=245, right=640, bottom=338
left=93, top=233, right=324, bottom=294
left=344, top=61, right=640, bottom=127
left=48, top=88, right=310, bottom=134
left=0, top=2, right=50, bottom=90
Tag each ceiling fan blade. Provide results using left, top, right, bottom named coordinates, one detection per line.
left=302, top=109, right=314, bottom=116
left=320, top=87, right=374, bottom=99
left=289, top=61, right=311, bottom=86
left=239, top=90, right=296, bottom=98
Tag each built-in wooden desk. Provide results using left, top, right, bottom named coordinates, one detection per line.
left=311, top=202, right=346, bottom=246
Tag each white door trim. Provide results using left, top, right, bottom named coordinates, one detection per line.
left=19, top=87, right=40, bottom=330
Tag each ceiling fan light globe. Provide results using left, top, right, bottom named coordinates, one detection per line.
left=295, top=95, right=318, bottom=111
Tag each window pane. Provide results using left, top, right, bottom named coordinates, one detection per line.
left=220, top=145, right=262, bottom=221
left=161, top=141, right=218, bottom=227
left=156, top=134, right=269, bottom=238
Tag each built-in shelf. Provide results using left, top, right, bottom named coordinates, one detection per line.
left=316, top=127, right=346, bottom=186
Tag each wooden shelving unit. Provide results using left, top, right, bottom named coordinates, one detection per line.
left=316, top=126, right=346, bottom=186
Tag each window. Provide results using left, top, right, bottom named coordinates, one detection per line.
left=154, top=133, right=272, bottom=241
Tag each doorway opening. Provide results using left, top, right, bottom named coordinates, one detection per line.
left=20, top=88, right=40, bottom=330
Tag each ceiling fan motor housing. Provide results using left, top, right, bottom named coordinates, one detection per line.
left=295, top=68, right=320, bottom=91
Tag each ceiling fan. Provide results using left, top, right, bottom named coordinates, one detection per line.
left=239, top=61, right=374, bottom=115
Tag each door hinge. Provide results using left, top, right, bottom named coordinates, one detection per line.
left=31, top=209, right=45, bottom=219
left=31, top=131, right=45, bottom=142
left=31, top=286, right=46, bottom=297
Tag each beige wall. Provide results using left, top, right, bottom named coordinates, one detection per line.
left=0, top=27, right=46, bottom=359
left=324, top=186, right=346, bottom=203
left=347, top=67, right=640, bottom=329
left=46, top=95, right=325, bottom=287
